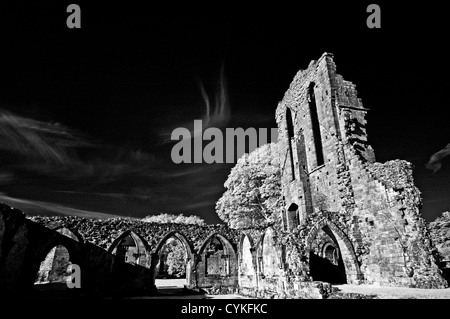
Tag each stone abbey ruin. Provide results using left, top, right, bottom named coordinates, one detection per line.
left=0, top=53, right=448, bottom=298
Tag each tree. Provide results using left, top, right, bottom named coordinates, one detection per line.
left=165, top=239, right=187, bottom=277
left=142, top=213, right=205, bottom=225
left=158, top=237, right=187, bottom=278
left=216, top=142, right=283, bottom=229
left=143, top=213, right=204, bottom=278
left=428, top=211, right=450, bottom=262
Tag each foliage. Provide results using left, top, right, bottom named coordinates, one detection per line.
left=159, top=238, right=187, bottom=277
left=216, top=143, right=283, bottom=229
left=143, top=214, right=204, bottom=277
left=142, top=213, right=205, bottom=225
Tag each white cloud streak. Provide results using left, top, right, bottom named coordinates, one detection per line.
left=0, top=192, right=123, bottom=219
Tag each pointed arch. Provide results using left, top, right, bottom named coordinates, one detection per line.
left=35, top=237, right=80, bottom=268
left=108, top=230, right=149, bottom=267
left=238, top=233, right=257, bottom=290
left=305, top=218, right=363, bottom=284
left=154, top=231, right=194, bottom=261
left=34, top=245, right=71, bottom=285
left=258, top=228, right=280, bottom=277
left=198, top=233, right=237, bottom=277
left=198, top=233, right=236, bottom=257
left=153, top=231, right=195, bottom=288
left=238, top=232, right=255, bottom=253
left=32, top=237, right=81, bottom=289
left=239, top=233, right=256, bottom=276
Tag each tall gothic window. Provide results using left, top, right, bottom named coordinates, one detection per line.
left=286, top=108, right=296, bottom=180
left=308, top=82, right=324, bottom=166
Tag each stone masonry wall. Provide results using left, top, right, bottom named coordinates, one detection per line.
left=0, top=204, right=240, bottom=296
left=29, top=215, right=240, bottom=253
left=273, top=52, right=447, bottom=291
left=30, top=214, right=240, bottom=291
left=0, top=203, right=154, bottom=297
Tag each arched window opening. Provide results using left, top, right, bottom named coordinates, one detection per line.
left=204, top=236, right=228, bottom=276
left=286, top=203, right=299, bottom=230
left=156, top=237, right=188, bottom=280
left=323, top=243, right=339, bottom=266
left=309, top=227, right=346, bottom=284
left=154, top=232, right=193, bottom=290
left=308, top=82, right=324, bottom=166
left=34, top=245, right=72, bottom=289
left=240, top=236, right=254, bottom=276
left=112, top=234, right=139, bottom=265
left=109, top=231, right=149, bottom=268
left=286, top=108, right=296, bottom=180
left=261, top=229, right=279, bottom=277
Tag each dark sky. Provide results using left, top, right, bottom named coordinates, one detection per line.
left=0, top=2, right=448, bottom=223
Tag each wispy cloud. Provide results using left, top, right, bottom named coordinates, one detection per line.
left=160, top=67, right=231, bottom=143
left=425, top=143, right=450, bottom=173
left=52, top=189, right=164, bottom=202
left=21, top=149, right=160, bottom=183
left=0, top=192, right=123, bottom=219
left=0, top=108, right=159, bottom=184
left=0, top=108, right=89, bottom=164
left=198, top=66, right=231, bottom=130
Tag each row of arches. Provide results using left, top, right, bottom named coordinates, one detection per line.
left=32, top=218, right=362, bottom=295
left=33, top=227, right=238, bottom=293
left=239, top=218, right=363, bottom=289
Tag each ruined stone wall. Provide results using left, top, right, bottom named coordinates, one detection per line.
left=29, top=215, right=240, bottom=253
left=237, top=227, right=338, bottom=299
left=0, top=204, right=240, bottom=296
left=2, top=53, right=447, bottom=298
left=195, top=234, right=238, bottom=290
left=273, top=52, right=447, bottom=291
left=30, top=214, right=240, bottom=291
left=0, top=204, right=154, bottom=297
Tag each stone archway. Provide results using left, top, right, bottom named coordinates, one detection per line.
left=196, top=233, right=238, bottom=289
left=239, top=233, right=256, bottom=276
left=238, top=233, right=256, bottom=289
left=258, top=228, right=280, bottom=277
left=34, top=228, right=81, bottom=289
left=153, top=231, right=194, bottom=289
left=32, top=237, right=81, bottom=292
left=35, top=245, right=71, bottom=286
left=108, top=230, right=150, bottom=269
left=305, top=218, right=362, bottom=284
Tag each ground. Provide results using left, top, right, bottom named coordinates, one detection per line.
left=334, top=284, right=450, bottom=299
left=155, top=279, right=450, bottom=299
left=33, top=279, right=450, bottom=299
left=155, top=278, right=187, bottom=288
left=152, top=278, right=247, bottom=299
